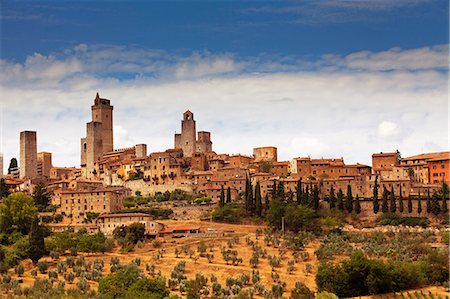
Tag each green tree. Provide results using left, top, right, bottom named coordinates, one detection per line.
left=407, top=194, right=413, bottom=213
left=329, top=186, right=336, bottom=209
left=219, top=186, right=225, bottom=208
left=266, top=198, right=285, bottom=230
left=259, top=160, right=273, bottom=173
left=264, top=193, right=270, bottom=213
left=442, top=183, right=448, bottom=214
left=271, top=180, right=277, bottom=198
left=255, top=182, right=262, bottom=217
left=32, top=182, right=51, bottom=212
left=313, top=185, right=320, bottom=210
left=0, top=178, right=9, bottom=199
left=389, top=186, right=396, bottom=213
left=337, top=188, right=344, bottom=211
left=0, top=192, right=38, bottom=234
left=381, top=186, right=389, bottom=213
left=426, top=188, right=431, bottom=213
left=284, top=205, right=319, bottom=233
left=28, top=217, right=46, bottom=264
left=277, top=181, right=285, bottom=200
left=345, top=185, right=353, bottom=213
left=226, top=187, right=232, bottom=204
left=99, top=264, right=168, bottom=298
left=245, top=176, right=254, bottom=214
left=372, top=175, right=380, bottom=214
left=354, top=195, right=361, bottom=214
left=291, top=281, right=314, bottom=299
left=398, top=185, right=404, bottom=213
left=430, top=192, right=441, bottom=215
left=417, top=191, right=422, bottom=214
left=296, top=178, right=302, bottom=203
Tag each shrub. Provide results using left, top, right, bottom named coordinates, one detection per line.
left=37, top=261, right=48, bottom=274
left=291, top=281, right=314, bottom=299
left=377, top=213, right=429, bottom=228
left=211, top=203, right=246, bottom=223
left=99, top=264, right=169, bottom=298
left=316, top=251, right=424, bottom=297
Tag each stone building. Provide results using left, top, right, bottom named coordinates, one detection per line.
left=37, top=152, right=53, bottom=178
left=81, top=93, right=114, bottom=178
left=58, top=186, right=130, bottom=219
left=372, top=151, right=401, bottom=174
left=20, top=131, right=37, bottom=179
left=135, top=144, right=147, bottom=158
left=174, top=110, right=212, bottom=157
left=0, top=153, right=3, bottom=178
left=253, top=146, right=278, bottom=163
left=96, top=213, right=165, bottom=236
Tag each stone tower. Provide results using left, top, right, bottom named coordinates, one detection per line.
left=91, top=93, right=113, bottom=153
left=179, top=110, right=197, bottom=157
left=20, top=131, right=38, bottom=179
left=81, top=93, right=114, bottom=178
left=196, top=131, right=212, bottom=153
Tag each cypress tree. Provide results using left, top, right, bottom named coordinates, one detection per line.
left=355, top=195, right=361, bottom=214
left=417, top=191, right=422, bottom=214
left=313, top=185, right=320, bottom=210
left=33, top=182, right=50, bottom=212
left=304, top=185, right=310, bottom=207
left=219, top=186, right=225, bottom=207
left=407, top=194, right=413, bottom=213
left=0, top=178, right=9, bottom=200
left=442, top=182, right=448, bottom=214
left=389, top=186, right=396, bottom=213
left=28, top=217, right=46, bottom=265
left=329, top=186, right=336, bottom=209
left=226, top=187, right=232, bottom=204
left=287, top=189, right=294, bottom=204
left=431, top=193, right=441, bottom=215
left=381, top=186, right=389, bottom=213
left=271, top=180, right=277, bottom=198
left=255, top=182, right=262, bottom=217
left=296, top=178, right=302, bottom=203
left=345, top=184, right=353, bottom=213
left=399, top=185, right=404, bottom=213
left=426, top=187, right=431, bottom=213
left=277, top=181, right=285, bottom=200
left=247, top=180, right=254, bottom=214
left=373, top=175, right=380, bottom=214
left=337, top=188, right=344, bottom=211
left=244, top=176, right=250, bottom=210
left=264, top=193, right=270, bottom=213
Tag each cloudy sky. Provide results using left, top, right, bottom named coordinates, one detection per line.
left=1, top=0, right=448, bottom=172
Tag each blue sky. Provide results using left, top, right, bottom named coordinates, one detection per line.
left=0, top=0, right=448, bottom=170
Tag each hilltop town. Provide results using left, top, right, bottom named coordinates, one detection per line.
left=3, top=93, right=449, bottom=222
left=0, top=94, right=448, bottom=299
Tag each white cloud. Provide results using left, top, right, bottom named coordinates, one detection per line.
left=377, top=121, right=401, bottom=138
left=323, top=45, right=449, bottom=71
left=0, top=44, right=448, bottom=173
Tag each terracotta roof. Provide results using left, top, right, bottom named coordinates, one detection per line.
left=403, top=152, right=449, bottom=161
left=372, top=152, right=399, bottom=157
left=98, top=213, right=151, bottom=219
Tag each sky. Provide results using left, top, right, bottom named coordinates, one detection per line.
left=0, top=0, right=449, bottom=172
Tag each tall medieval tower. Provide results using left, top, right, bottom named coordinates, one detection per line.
left=81, top=93, right=114, bottom=178
left=20, top=131, right=37, bottom=179
left=174, top=110, right=212, bottom=157
left=174, top=110, right=196, bottom=157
